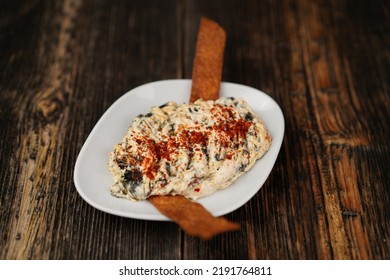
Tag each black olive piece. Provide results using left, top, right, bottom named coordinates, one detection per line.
left=137, top=114, right=144, bottom=118
left=159, top=102, right=169, bottom=108
left=189, top=108, right=193, bottom=113
left=215, top=154, right=222, bottom=161
left=239, top=163, right=248, bottom=172
left=124, top=169, right=143, bottom=192
left=194, top=107, right=199, bottom=112
left=245, top=112, right=253, bottom=121
left=145, top=112, right=153, bottom=118
left=243, top=150, right=250, bottom=155
left=228, top=97, right=235, bottom=100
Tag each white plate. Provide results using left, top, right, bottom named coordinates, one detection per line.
left=74, top=80, right=284, bottom=221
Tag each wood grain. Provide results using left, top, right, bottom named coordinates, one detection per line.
left=0, top=0, right=389, bottom=259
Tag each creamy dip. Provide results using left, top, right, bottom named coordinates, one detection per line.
left=109, top=97, right=271, bottom=201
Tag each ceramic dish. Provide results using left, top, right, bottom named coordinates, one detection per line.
left=74, top=80, right=284, bottom=221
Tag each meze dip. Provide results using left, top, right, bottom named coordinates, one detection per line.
left=109, top=97, right=271, bottom=201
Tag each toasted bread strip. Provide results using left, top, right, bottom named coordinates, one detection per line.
left=190, top=17, right=226, bottom=103
left=149, top=195, right=239, bottom=239
left=148, top=18, right=238, bottom=239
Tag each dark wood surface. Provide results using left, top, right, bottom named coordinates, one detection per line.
left=1, top=0, right=389, bottom=260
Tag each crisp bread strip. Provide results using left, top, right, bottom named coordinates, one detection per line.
left=190, top=17, right=226, bottom=103
left=148, top=18, right=238, bottom=239
left=149, top=195, right=239, bottom=240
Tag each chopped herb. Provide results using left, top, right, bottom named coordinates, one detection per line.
left=165, top=162, right=171, bottom=176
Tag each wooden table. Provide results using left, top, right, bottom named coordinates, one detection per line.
left=1, top=0, right=389, bottom=260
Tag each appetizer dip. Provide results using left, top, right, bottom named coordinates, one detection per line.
left=109, top=97, right=271, bottom=201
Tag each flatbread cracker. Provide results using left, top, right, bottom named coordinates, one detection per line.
left=148, top=18, right=238, bottom=239
left=149, top=196, right=239, bottom=239
left=190, top=17, right=226, bottom=103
